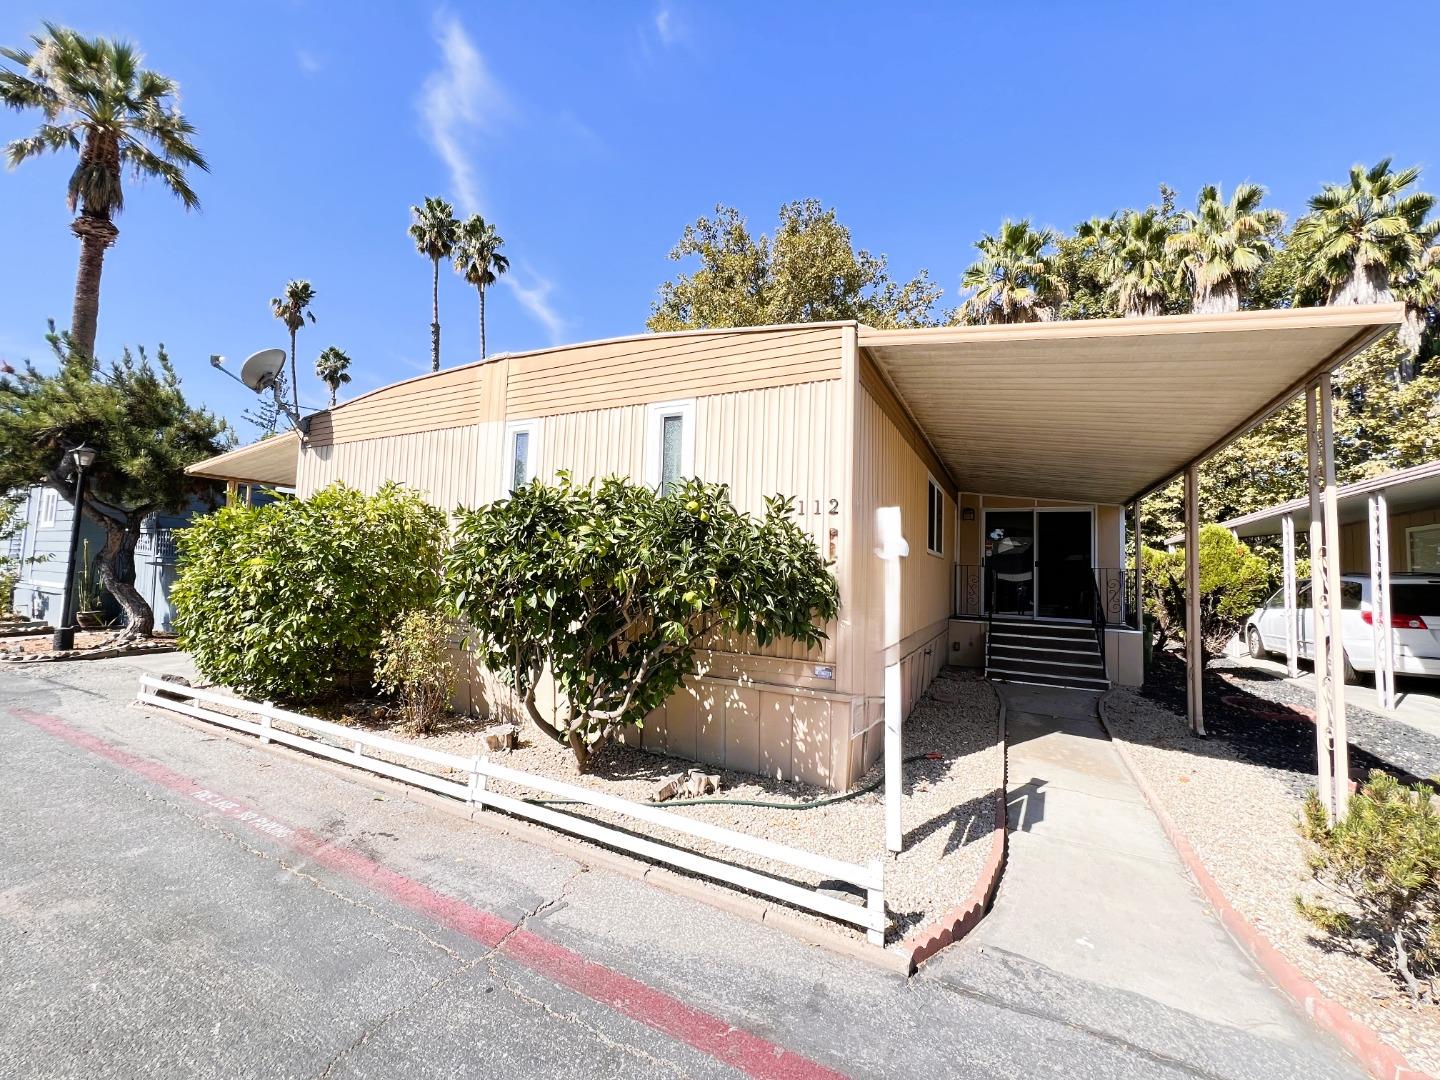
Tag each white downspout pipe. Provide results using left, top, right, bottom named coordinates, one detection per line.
left=877, top=506, right=908, bottom=854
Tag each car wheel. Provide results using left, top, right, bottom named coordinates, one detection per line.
left=1247, top=626, right=1267, bottom=660
left=1343, top=652, right=1359, bottom=684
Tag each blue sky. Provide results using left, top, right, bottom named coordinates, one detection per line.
left=1, top=1, right=1435, bottom=437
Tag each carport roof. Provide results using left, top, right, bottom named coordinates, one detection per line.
left=1165, top=458, right=1440, bottom=543
left=858, top=304, right=1403, bottom=506
left=185, top=430, right=298, bottom=487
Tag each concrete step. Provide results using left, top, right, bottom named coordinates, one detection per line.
left=988, top=645, right=1107, bottom=673
left=989, top=619, right=1096, bottom=641
left=988, top=653, right=1106, bottom=680
left=985, top=666, right=1110, bottom=692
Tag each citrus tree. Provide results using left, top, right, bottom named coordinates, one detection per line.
left=444, top=474, right=839, bottom=771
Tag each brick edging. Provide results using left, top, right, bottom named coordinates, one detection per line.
left=899, top=682, right=1009, bottom=974
left=1096, top=693, right=1434, bottom=1080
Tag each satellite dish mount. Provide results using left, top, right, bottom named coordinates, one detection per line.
left=237, top=349, right=304, bottom=433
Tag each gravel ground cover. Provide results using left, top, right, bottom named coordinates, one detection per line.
left=0, top=630, right=177, bottom=660
left=1104, top=685, right=1440, bottom=1075
left=1142, top=652, right=1439, bottom=796
left=157, top=667, right=1003, bottom=946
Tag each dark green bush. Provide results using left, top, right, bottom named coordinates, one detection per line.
left=173, top=483, right=446, bottom=702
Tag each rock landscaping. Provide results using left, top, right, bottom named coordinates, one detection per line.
left=149, top=667, right=1003, bottom=948
left=0, top=631, right=177, bottom=663
left=1103, top=680, right=1440, bottom=1076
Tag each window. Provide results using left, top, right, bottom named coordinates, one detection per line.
left=646, top=400, right=695, bottom=495
left=1408, top=524, right=1440, bottom=572
left=926, top=477, right=944, bottom=556
left=38, top=488, right=58, bottom=528
left=503, top=420, right=539, bottom=495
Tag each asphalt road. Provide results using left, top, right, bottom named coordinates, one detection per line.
left=0, top=655, right=1364, bottom=1079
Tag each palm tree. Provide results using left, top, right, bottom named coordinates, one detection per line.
left=0, top=24, right=208, bottom=359
left=1293, top=159, right=1436, bottom=306
left=1079, top=208, right=1174, bottom=318
left=1166, top=184, right=1284, bottom=314
left=409, top=196, right=459, bottom=371
left=959, top=219, right=1066, bottom=325
left=453, top=214, right=510, bottom=358
left=314, top=346, right=352, bottom=408
left=271, top=280, right=316, bottom=415
left=1396, top=243, right=1440, bottom=371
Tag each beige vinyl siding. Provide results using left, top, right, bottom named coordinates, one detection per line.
left=506, top=327, right=843, bottom=418
left=297, top=423, right=505, bottom=508
left=1338, top=506, right=1440, bottom=573
left=306, top=361, right=504, bottom=447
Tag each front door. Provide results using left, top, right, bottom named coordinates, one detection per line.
left=1036, top=509, right=1094, bottom=620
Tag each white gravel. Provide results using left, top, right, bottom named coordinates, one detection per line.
left=1103, top=686, right=1440, bottom=1075
left=175, top=668, right=1002, bottom=946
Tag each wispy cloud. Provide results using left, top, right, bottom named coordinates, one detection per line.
left=296, top=49, right=324, bottom=75
left=418, top=13, right=511, bottom=214
left=654, top=3, right=680, bottom=45
left=504, top=265, right=566, bottom=345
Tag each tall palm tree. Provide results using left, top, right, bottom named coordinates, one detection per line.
left=1396, top=243, right=1440, bottom=372
left=453, top=214, right=510, bottom=358
left=314, top=345, right=352, bottom=408
left=959, top=219, right=1066, bottom=325
left=1293, top=159, right=1436, bottom=306
left=271, top=280, right=316, bottom=414
left=409, top=196, right=459, bottom=371
left=0, top=24, right=208, bottom=358
left=1079, top=208, right=1173, bottom=318
left=1166, top=183, right=1284, bottom=314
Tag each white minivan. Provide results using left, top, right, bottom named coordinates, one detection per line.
left=1245, top=573, right=1440, bottom=682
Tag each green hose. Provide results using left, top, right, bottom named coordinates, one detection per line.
left=523, top=753, right=939, bottom=811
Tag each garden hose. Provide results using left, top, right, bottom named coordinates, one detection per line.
left=522, top=752, right=942, bottom=811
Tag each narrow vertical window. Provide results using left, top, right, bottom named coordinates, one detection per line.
left=927, top=478, right=943, bottom=556
left=646, top=400, right=695, bottom=493
left=503, top=420, right=540, bottom=496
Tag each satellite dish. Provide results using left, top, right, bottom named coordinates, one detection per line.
left=238, top=348, right=286, bottom=391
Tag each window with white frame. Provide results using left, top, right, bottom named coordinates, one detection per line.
left=38, top=487, right=59, bottom=528
left=646, top=399, right=695, bottom=495
left=1409, top=523, right=1440, bottom=572
left=926, top=477, right=944, bottom=556
left=503, top=420, right=540, bottom=495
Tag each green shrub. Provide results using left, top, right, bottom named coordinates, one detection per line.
left=1296, top=771, right=1440, bottom=1002
left=444, top=473, right=839, bottom=771
left=374, top=608, right=457, bottom=735
left=1143, top=525, right=1270, bottom=659
left=173, top=483, right=446, bottom=702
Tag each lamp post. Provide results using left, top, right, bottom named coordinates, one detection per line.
left=52, top=444, right=98, bottom=652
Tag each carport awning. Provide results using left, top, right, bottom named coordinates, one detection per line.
left=186, top=431, right=299, bottom=488
left=1167, top=458, right=1440, bottom=542
left=858, top=305, right=1403, bottom=506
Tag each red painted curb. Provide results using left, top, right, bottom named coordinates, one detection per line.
left=900, top=687, right=1009, bottom=973
left=1096, top=698, right=1434, bottom=1080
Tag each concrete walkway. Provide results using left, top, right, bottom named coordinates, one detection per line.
left=920, top=682, right=1364, bottom=1080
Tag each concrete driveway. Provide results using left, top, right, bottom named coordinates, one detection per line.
left=1, top=656, right=1364, bottom=1078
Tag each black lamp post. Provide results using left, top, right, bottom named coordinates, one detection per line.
left=52, top=444, right=98, bottom=652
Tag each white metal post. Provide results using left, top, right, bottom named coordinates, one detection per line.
left=1183, top=465, right=1204, bottom=736
left=1370, top=490, right=1396, bottom=711
left=1306, top=384, right=1336, bottom=820
left=1281, top=513, right=1299, bottom=678
left=1319, top=374, right=1349, bottom=817
left=877, top=507, right=908, bottom=854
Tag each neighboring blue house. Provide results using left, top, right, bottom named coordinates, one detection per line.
left=8, top=485, right=225, bottom=631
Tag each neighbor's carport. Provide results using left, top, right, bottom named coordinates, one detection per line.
left=859, top=303, right=1403, bottom=826
left=1196, top=458, right=1440, bottom=715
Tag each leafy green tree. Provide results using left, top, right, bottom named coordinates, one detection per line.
left=444, top=474, right=839, bottom=770
left=957, top=219, right=1066, bottom=324
left=1297, top=771, right=1440, bottom=1002
left=648, top=200, right=941, bottom=331
left=409, top=196, right=460, bottom=371
left=1293, top=159, right=1436, bottom=307
left=1079, top=204, right=1177, bottom=318
left=453, top=214, right=509, bottom=359
left=0, top=327, right=230, bottom=637
left=314, top=345, right=352, bottom=408
left=173, top=483, right=447, bottom=701
left=270, top=280, right=316, bottom=414
left=374, top=608, right=457, bottom=735
left=1166, top=183, right=1284, bottom=313
left=1143, top=526, right=1269, bottom=660
left=0, top=24, right=208, bottom=360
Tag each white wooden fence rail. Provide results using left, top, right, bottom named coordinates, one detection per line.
left=136, top=675, right=886, bottom=942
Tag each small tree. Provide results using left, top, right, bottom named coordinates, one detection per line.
left=173, top=483, right=446, bottom=701
left=374, top=608, right=457, bottom=734
left=1296, top=771, right=1440, bottom=1002
left=444, top=474, right=839, bottom=771
left=1143, top=525, right=1270, bottom=660
left=0, top=328, right=230, bottom=637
